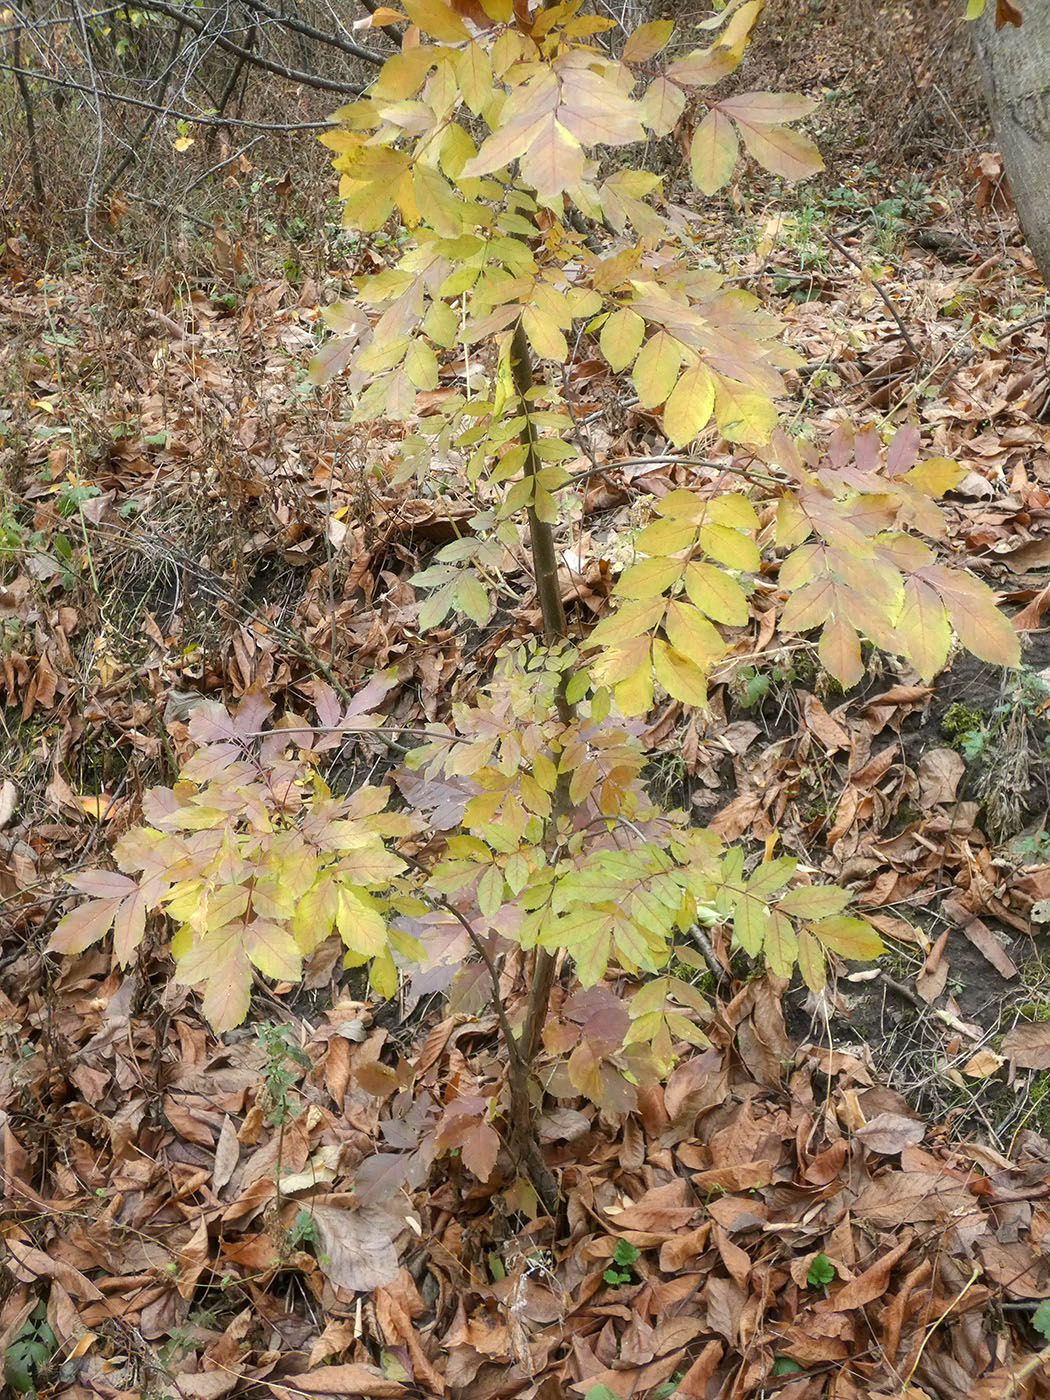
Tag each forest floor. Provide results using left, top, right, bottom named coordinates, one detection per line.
left=5, top=59, right=1050, bottom=1400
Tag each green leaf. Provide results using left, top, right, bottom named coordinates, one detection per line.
left=809, top=915, right=884, bottom=961
left=1032, top=1299, right=1050, bottom=1342
left=733, top=895, right=767, bottom=957
left=764, top=910, right=797, bottom=979
left=455, top=574, right=493, bottom=626
left=612, top=1238, right=640, bottom=1266
left=806, top=1252, right=836, bottom=1288
left=796, top=928, right=826, bottom=993
left=771, top=1357, right=804, bottom=1376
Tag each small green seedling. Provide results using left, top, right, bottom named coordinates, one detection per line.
left=806, top=1252, right=836, bottom=1288
left=603, top=1238, right=640, bottom=1287
left=3, top=1302, right=57, bottom=1397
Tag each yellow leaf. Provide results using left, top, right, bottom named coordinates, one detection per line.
left=930, top=567, right=1021, bottom=669
left=613, top=655, right=654, bottom=716
left=372, top=47, right=437, bottom=101
left=818, top=613, right=864, bottom=688
left=781, top=576, right=835, bottom=633
left=245, top=920, right=303, bottom=981
left=698, top=522, right=760, bottom=572
left=337, top=145, right=412, bottom=232
left=616, top=555, right=683, bottom=599
left=663, top=600, right=726, bottom=666
left=735, top=120, right=824, bottom=182
left=690, top=108, right=737, bottom=195
left=707, top=492, right=759, bottom=529
left=424, top=299, right=459, bottom=347
left=663, top=363, right=716, bottom=446
left=896, top=577, right=950, bottom=682
left=634, top=517, right=697, bottom=555
left=522, top=117, right=586, bottom=203
left=714, top=376, right=777, bottom=444
left=335, top=885, right=388, bottom=958
left=369, top=948, right=399, bottom=999
left=401, top=0, right=468, bottom=40
left=633, top=330, right=682, bottom=408
left=587, top=596, right=665, bottom=648
left=522, top=304, right=568, bottom=361
left=456, top=43, right=493, bottom=116
left=962, top=1048, right=1004, bottom=1078
left=622, top=18, right=674, bottom=61
left=684, top=562, right=749, bottom=625
left=904, top=455, right=962, bottom=497
left=590, top=634, right=652, bottom=686
left=556, top=65, right=646, bottom=147
left=638, top=76, right=686, bottom=138
left=600, top=307, right=645, bottom=372
left=652, top=638, right=708, bottom=708
left=405, top=339, right=439, bottom=390
left=173, top=135, right=195, bottom=152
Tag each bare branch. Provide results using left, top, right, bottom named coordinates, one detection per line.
left=235, top=0, right=385, bottom=68
left=0, top=61, right=339, bottom=128
left=129, top=0, right=365, bottom=95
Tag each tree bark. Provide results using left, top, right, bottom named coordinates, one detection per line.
left=971, top=1, right=1050, bottom=283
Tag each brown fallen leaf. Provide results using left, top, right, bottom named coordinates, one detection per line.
left=917, top=747, right=965, bottom=807
left=962, top=1048, right=1005, bottom=1078
left=274, top=1364, right=407, bottom=1397
left=174, top=1371, right=242, bottom=1399
left=854, top=1112, right=926, bottom=1156
left=4, top=1241, right=105, bottom=1301
left=1002, top=1022, right=1050, bottom=1070
left=814, top=1235, right=912, bottom=1312
left=307, top=1204, right=404, bottom=1292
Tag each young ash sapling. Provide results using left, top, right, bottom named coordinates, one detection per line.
left=50, top=0, right=1019, bottom=1214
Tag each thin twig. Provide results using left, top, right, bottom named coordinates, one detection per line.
left=822, top=227, right=922, bottom=364
left=0, top=62, right=337, bottom=128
